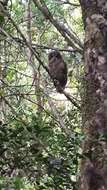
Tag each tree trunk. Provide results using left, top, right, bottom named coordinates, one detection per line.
left=79, top=1, right=107, bottom=190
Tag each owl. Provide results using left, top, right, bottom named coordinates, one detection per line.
left=48, top=50, right=67, bottom=93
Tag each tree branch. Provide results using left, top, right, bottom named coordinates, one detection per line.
left=33, top=0, right=83, bottom=54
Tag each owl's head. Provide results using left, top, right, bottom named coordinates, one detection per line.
left=48, top=50, right=62, bottom=60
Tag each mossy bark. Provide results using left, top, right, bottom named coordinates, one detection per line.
left=79, top=0, right=107, bottom=190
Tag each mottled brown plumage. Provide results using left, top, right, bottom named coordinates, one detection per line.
left=48, top=50, right=67, bottom=93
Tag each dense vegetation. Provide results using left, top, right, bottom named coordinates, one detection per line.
left=0, top=0, right=83, bottom=189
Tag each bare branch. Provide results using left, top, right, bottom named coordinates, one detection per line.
left=56, top=0, right=80, bottom=7
left=33, top=0, right=83, bottom=53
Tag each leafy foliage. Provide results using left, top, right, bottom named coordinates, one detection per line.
left=0, top=0, right=83, bottom=189
left=0, top=109, right=82, bottom=189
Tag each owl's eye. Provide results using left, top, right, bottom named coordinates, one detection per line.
left=49, top=53, right=53, bottom=60
left=56, top=53, right=61, bottom=58
left=51, top=54, right=54, bottom=57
